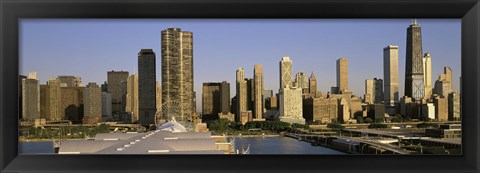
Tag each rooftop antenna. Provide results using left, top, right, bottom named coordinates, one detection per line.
left=412, top=19, right=417, bottom=25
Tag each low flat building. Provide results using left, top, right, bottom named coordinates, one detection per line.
left=59, top=121, right=235, bottom=154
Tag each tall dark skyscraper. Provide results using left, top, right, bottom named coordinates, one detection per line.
left=405, top=19, right=425, bottom=101
left=138, top=49, right=156, bottom=125
left=161, top=28, right=194, bottom=122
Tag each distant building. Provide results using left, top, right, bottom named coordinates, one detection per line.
left=279, top=57, right=293, bottom=89
left=384, top=45, right=399, bottom=107
left=58, top=75, right=82, bottom=87
left=253, top=64, right=264, bottom=120
left=83, top=83, right=102, bottom=124
left=308, top=72, right=317, bottom=95
left=433, top=95, right=448, bottom=121
left=235, top=68, right=247, bottom=122
left=61, top=87, right=84, bottom=123
left=18, top=75, right=27, bottom=120
left=126, top=74, right=139, bottom=122
left=101, top=92, right=112, bottom=120
left=265, top=95, right=277, bottom=110
left=295, top=72, right=308, bottom=93
left=161, top=28, right=194, bottom=123
left=46, top=77, right=62, bottom=121
left=422, top=103, right=435, bottom=120
left=28, top=72, right=37, bottom=80
left=367, top=104, right=385, bottom=122
left=364, top=78, right=383, bottom=104
left=22, top=78, right=40, bottom=121
left=303, top=97, right=338, bottom=124
left=202, top=82, right=230, bottom=119
left=423, top=52, right=433, bottom=99
left=138, top=49, right=157, bottom=125
left=263, top=90, right=273, bottom=100
left=400, top=96, right=413, bottom=117
left=448, top=91, right=460, bottom=121
left=336, top=58, right=348, bottom=92
left=107, top=70, right=129, bottom=116
left=425, top=124, right=461, bottom=138
left=156, top=82, right=162, bottom=113
left=434, top=67, right=453, bottom=98
left=338, top=98, right=350, bottom=123
left=241, top=111, right=253, bottom=125
left=404, top=20, right=425, bottom=101
left=279, top=86, right=304, bottom=124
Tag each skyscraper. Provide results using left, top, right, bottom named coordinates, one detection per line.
left=365, top=78, right=383, bottom=104
left=336, top=58, right=348, bottom=92
left=126, top=74, right=139, bottom=122
left=423, top=52, right=433, bottom=99
left=236, top=68, right=247, bottom=122
left=279, top=57, right=293, bottom=89
left=22, top=78, right=40, bottom=121
left=295, top=72, right=308, bottom=93
left=405, top=19, right=425, bottom=100
left=107, top=70, right=129, bottom=116
left=161, top=28, right=194, bottom=122
left=101, top=92, right=112, bottom=119
left=202, top=81, right=230, bottom=117
left=254, top=64, right=264, bottom=120
left=83, top=82, right=102, bottom=124
left=309, top=72, right=317, bottom=95
left=156, top=82, right=162, bottom=113
left=384, top=45, right=399, bottom=106
left=138, top=49, right=156, bottom=125
left=47, top=77, right=62, bottom=121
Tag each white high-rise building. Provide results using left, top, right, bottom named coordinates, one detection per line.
left=279, top=86, right=305, bottom=124
left=423, top=52, right=433, bottom=99
left=279, top=57, right=293, bottom=89
left=384, top=45, right=399, bottom=107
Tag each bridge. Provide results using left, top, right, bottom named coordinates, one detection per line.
left=286, top=132, right=415, bottom=154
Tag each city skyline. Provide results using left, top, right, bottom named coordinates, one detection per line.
left=20, top=19, right=461, bottom=111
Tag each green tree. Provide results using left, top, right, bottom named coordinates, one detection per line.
left=364, top=117, right=373, bottom=123
left=356, top=116, right=364, bottom=123
left=327, top=123, right=344, bottom=130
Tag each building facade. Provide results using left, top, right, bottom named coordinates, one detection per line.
left=279, top=86, right=304, bottom=124
left=161, top=28, right=194, bottom=122
left=138, top=49, right=157, bottom=125
left=202, top=82, right=230, bottom=118
left=58, top=75, right=82, bottom=87
left=405, top=20, right=425, bottom=101
left=107, top=70, right=129, bottom=116
left=101, top=92, right=112, bottom=120
left=83, top=82, right=102, bottom=124
left=235, top=68, right=247, bottom=122
left=336, top=58, right=348, bottom=92
left=126, top=74, right=139, bottom=122
left=365, top=78, right=383, bottom=104
left=253, top=64, right=264, bottom=120
left=47, top=77, right=62, bottom=120
left=384, top=45, right=399, bottom=107
left=279, top=57, right=293, bottom=90
left=60, top=87, right=84, bottom=123
left=423, top=52, right=433, bottom=99
left=22, top=78, right=40, bottom=121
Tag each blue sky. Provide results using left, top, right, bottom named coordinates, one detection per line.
left=20, top=19, right=461, bottom=111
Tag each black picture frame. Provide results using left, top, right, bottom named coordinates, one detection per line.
left=1, top=0, right=479, bottom=172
